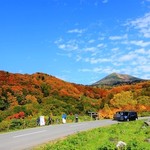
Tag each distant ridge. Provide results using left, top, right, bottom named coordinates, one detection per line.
left=92, top=73, right=146, bottom=86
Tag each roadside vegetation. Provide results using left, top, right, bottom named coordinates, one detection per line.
left=0, top=115, right=92, bottom=132
left=34, top=120, right=150, bottom=150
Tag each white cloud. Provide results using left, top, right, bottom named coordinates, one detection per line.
left=119, top=53, right=137, bottom=62
left=93, top=67, right=103, bottom=72
left=138, top=65, right=150, bottom=72
left=54, top=38, right=63, bottom=44
left=131, top=13, right=150, bottom=28
left=134, top=48, right=147, bottom=54
left=88, top=39, right=95, bottom=43
left=109, top=34, right=127, bottom=40
left=68, top=28, right=85, bottom=34
left=57, top=39, right=79, bottom=51
left=58, top=44, right=66, bottom=49
left=111, top=47, right=119, bottom=52
left=78, top=67, right=102, bottom=73
left=141, top=74, right=150, bottom=79
left=137, top=56, right=148, bottom=65
left=97, top=43, right=105, bottom=48
left=84, top=47, right=98, bottom=52
left=127, top=12, right=150, bottom=38
left=79, top=66, right=120, bottom=74
left=130, top=40, right=150, bottom=47
left=142, top=29, right=150, bottom=37
left=85, top=57, right=111, bottom=64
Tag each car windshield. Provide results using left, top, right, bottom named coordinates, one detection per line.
left=123, top=112, right=129, bottom=116
left=117, top=111, right=129, bottom=116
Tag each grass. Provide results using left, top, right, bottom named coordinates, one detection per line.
left=33, top=120, right=150, bottom=150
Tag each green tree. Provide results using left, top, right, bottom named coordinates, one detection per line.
left=0, top=97, right=9, bottom=110
left=41, top=83, right=51, bottom=97
left=16, top=95, right=25, bottom=105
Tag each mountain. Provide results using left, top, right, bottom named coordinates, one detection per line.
left=92, top=73, right=146, bottom=86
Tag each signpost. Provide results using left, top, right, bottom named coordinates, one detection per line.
left=88, top=112, right=98, bottom=120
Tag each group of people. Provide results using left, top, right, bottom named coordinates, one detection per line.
left=61, top=113, right=79, bottom=123
left=37, top=113, right=78, bottom=126
left=37, top=113, right=79, bottom=126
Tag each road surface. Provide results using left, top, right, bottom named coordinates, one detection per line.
left=0, top=117, right=149, bottom=150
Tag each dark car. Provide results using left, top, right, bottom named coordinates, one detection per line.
left=113, top=111, right=138, bottom=121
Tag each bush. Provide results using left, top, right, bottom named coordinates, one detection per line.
left=140, top=111, right=150, bottom=117
left=0, top=120, right=10, bottom=132
left=10, top=119, right=24, bottom=129
left=23, top=118, right=37, bottom=128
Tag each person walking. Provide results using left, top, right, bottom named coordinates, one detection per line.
left=37, top=117, right=40, bottom=126
left=62, top=113, right=67, bottom=124
left=75, top=114, right=78, bottom=123
left=48, top=116, right=52, bottom=125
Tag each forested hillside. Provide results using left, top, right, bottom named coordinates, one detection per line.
left=0, top=71, right=150, bottom=123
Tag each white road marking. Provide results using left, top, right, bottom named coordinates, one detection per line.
left=13, top=130, right=46, bottom=138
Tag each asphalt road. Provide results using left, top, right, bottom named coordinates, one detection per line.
left=0, top=117, right=149, bottom=150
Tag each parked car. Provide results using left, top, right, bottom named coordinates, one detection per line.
left=113, top=111, right=138, bottom=121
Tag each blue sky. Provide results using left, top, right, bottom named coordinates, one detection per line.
left=0, top=0, right=150, bottom=85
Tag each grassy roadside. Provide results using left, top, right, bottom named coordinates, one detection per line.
left=33, top=120, right=150, bottom=150
left=0, top=115, right=92, bottom=133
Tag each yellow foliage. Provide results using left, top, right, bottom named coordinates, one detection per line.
left=110, top=91, right=137, bottom=109
left=99, top=104, right=114, bottom=119
left=25, top=95, right=37, bottom=103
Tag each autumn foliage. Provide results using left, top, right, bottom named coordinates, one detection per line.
left=0, top=70, right=150, bottom=121
left=7, top=111, right=25, bottom=119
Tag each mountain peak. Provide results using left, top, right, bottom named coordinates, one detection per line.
left=92, top=73, right=146, bottom=86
